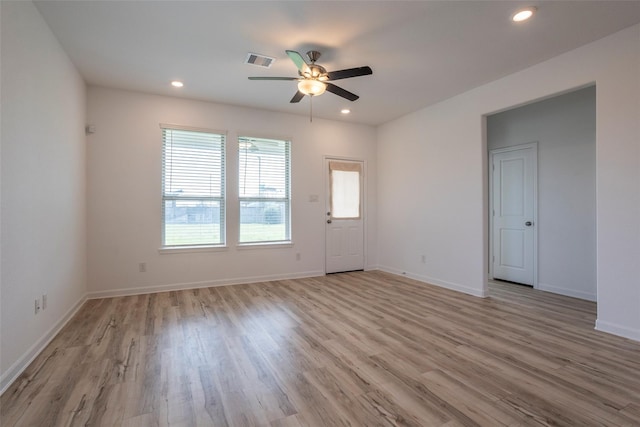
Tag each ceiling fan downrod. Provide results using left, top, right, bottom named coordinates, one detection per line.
left=307, top=50, right=321, bottom=63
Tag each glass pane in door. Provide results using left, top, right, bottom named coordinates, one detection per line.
left=331, top=170, right=360, bottom=219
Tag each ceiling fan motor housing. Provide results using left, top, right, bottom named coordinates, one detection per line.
left=300, top=51, right=328, bottom=80
left=302, top=64, right=328, bottom=80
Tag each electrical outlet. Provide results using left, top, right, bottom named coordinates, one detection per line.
left=296, top=253, right=301, bottom=261
left=42, top=294, right=48, bottom=310
left=421, top=255, right=426, bottom=264
left=139, top=262, right=147, bottom=273
left=34, top=298, right=41, bottom=315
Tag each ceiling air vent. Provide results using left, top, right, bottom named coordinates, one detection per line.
left=245, top=53, right=275, bottom=68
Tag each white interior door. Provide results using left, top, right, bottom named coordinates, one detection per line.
left=325, top=159, right=364, bottom=274
left=491, top=144, right=536, bottom=286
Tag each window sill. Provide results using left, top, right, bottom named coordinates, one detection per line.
left=236, top=242, right=293, bottom=250
left=158, top=245, right=227, bottom=254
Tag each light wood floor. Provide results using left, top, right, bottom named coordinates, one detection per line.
left=2, top=271, right=639, bottom=426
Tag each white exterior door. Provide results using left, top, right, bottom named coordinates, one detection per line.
left=325, top=159, right=364, bottom=274
left=491, top=144, right=536, bottom=286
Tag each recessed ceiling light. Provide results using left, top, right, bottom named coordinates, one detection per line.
left=341, top=109, right=351, bottom=114
left=171, top=80, right=184, bottom=88
left=512, top=6, right=536, bottom=22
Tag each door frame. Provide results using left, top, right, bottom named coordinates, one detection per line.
left=489, top=142, right=538, bottom=289
left=324, top=155, right=367, bottom=274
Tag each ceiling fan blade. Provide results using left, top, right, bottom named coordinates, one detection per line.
left=248, top=77, right=298, bottom=80
left=290, top=91, right=305, bottom=103
left=325, top=83, right=359, bottom=101
left=286, top=50, right=310, bottom=74
left=327, top=66, right=373, bottom=81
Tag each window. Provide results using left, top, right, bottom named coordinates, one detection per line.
left=238, top=136, right=291, bottom=244
left=329, top=161, right=362, bottom=219
left=161, top=126, right=225, bottom=247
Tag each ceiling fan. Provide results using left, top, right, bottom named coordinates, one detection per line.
left=249, top=50, right=373, bottom=103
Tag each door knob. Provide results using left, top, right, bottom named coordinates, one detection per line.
left=525, top=221, right=533, bottom=226
left=327, top=219, right=332, bottom=224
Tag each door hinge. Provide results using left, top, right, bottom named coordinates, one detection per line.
left=493, top=255, right=495, bottom=262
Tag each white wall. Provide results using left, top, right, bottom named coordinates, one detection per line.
left=1, top=1, right=87, bottom=390
left=378, top=97, right=488, bottom=297
left=377, top=24, right=640, bottom=340
left=488, top=86, right=596, bottom=301
left=86, top=87, right=377, bottom=296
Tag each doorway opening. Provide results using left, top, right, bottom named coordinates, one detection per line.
left=486, top=85, right=596, bottom=302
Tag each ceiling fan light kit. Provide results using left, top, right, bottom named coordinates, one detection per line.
left=297, top=79, right=326, bottom=96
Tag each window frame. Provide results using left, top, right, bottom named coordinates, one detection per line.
left=160, top=124, right=227, bottom=250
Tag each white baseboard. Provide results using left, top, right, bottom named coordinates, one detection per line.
left=376, top=266, right=487, bottom=298
left=537, top=282, right=596, bottom=302
left=87, top=270, right=326, bottom=299
left=0, top=294, right=88, bottom=395
left=595, top=319, right=640, bottom=342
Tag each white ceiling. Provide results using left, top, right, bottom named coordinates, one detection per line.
left=35, top=1, right=640, bottom=126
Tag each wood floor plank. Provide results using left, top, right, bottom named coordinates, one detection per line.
left=2, top=271, right=639, bottom=426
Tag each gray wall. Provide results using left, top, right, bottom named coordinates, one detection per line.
left=487, top=86, right=596, bottom=301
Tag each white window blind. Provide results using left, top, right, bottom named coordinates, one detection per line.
left=162, top=126, right=225, bottom=247
left=238, top=136, right=291, bottom=243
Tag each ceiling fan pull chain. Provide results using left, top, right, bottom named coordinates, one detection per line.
left=310, top=95, right=313, bottom=123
